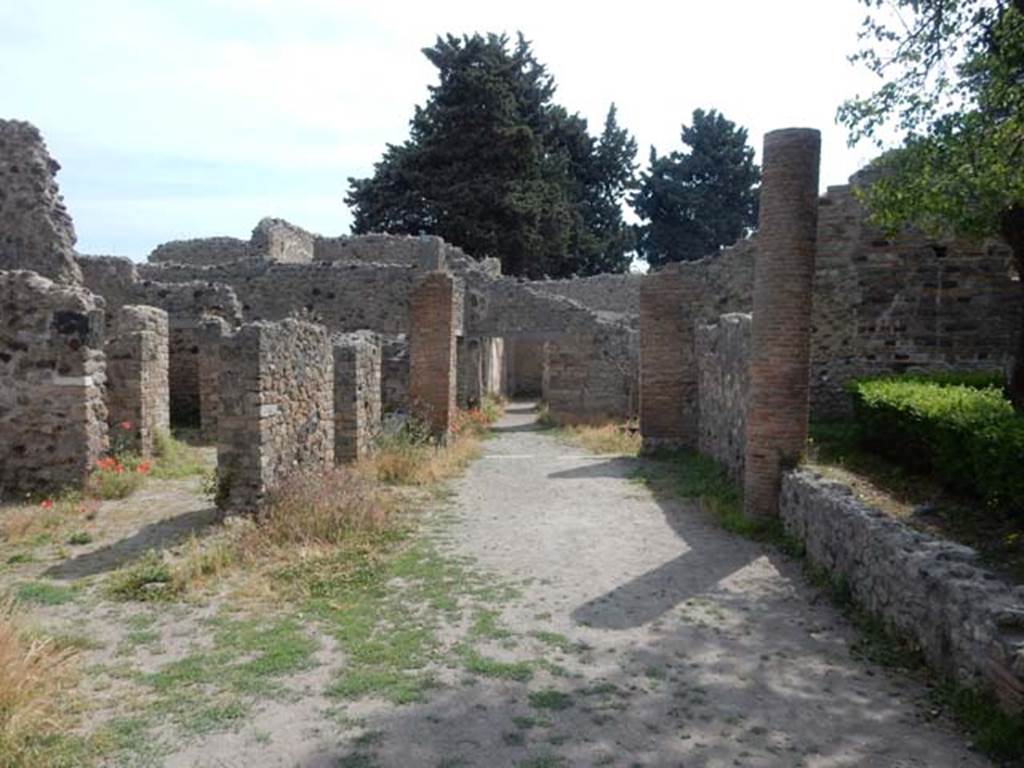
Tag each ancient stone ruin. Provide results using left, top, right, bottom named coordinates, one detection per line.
left=3, top=115, right=1023, bottom=718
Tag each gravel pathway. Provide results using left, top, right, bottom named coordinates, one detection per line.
left=351, top=401, right=988, bottom=767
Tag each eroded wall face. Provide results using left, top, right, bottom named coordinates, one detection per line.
left=198, top=316, right=231, bottom=442
left=545, top=329, right=636, bottom=424
left=0, top=121, right=82, bottom=284
left=409, top=272, right=457, bottom=435
left=696, top=314, right=752, bottom=482
left=334, top=333, right=382, bottom=462
left=0, top=271, right=107, bottom=494
left=106, top=306, right=170, bottom=458
left=216, top=319, right=334, bottom=512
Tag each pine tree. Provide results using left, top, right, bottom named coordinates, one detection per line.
left=346, top=33, right=637, bottom=278
left=631, top=109, right=759, bottom=267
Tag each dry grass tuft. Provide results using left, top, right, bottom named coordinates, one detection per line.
left=0, top=599, right=79, bottom=768
left=560, top=422, right=641, bottom=455
left=1, top=495, right=100, bottom=546
left=372, top=433, right=481, bottom=486
left=254, top=465, right=394, bottom=548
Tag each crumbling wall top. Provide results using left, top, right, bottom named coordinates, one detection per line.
left=0, top=120, right=82, bottom=284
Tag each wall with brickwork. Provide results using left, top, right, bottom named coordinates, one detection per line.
left=506, top=338, right=544, bottom=396
left=216, top=319, right=333, bottom=512
left=334, top=332, right=382, bottom=462
left=409, top=272, right=457, bottom=435
left=0, top=120, right=82, bottom=284
left=380, top=335, right=410, bottom=413
left=0, top=270, right=107, bottom=494
left=105, top=305, right=169, bottom=458
left=197, top=316, right=231, bottom=442
left=696, top=313, right=751, bottom=481
left=532, top=273, right=642, bottom=317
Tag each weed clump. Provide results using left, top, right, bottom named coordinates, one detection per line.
left=0, top=599, right=79, bottom=768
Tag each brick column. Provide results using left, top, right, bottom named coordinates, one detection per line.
left=409, top=272, right=457, bottom=436
left=639, top=269, right=701, bottom=452
left=743, top=128, right=821, bottom=518
left=106, top=305, right=170, bottom=458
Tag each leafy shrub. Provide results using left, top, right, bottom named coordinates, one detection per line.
left=849, top=377, right=1024, bottom=511
left=86, top=456, right=149, bottom=500
left=151, top=431, right=208, bottom=479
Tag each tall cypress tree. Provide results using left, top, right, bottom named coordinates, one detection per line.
left=631, top=109, right=759, bottom=267
left=346, top=33, right=637, bottom=278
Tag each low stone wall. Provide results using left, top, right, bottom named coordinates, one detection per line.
left=780, top=469, right=1024, bottom=711
left=696, top=313, right=751, bottom=481
left=334, top=332, right=382, bottom=462
left=106, top=306, right=170, bottom=458
left=216, top=319, right=334, bottom=511
left=0, top=270, right=107, bottom=494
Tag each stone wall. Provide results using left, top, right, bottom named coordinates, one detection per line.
left=544, top=326, right=637, bottom=424
left=482, top=337, right=505, bottom=397
left=506, top=338, right=544, bottom=396
left=533, top=273, right=642, bottom=317
left=105, top=305, right=170, bottom=458
left=780, top=469, right=1024, bottom=711
left=0, top=270, right=107, bottom=494
left=216, top=319, right=333, bottom=512
left=381, top=335, right=410, bottom=413
left=149, top=237, right=250, bottom=266
left=77, top=255, right=242, bottom=427
left=136, top=260, right=419, bottom=335
left=809, top=182, right=1019, bottom=417
left=334, top=332, right=382, bottom=462
left=197, top=316, right=231, bottom=442
left=696, top=313, right=751, bottom=482
left=0, top=120, right=82, bottom=284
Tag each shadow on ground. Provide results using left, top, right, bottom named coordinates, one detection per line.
left=44, top=505, right=221, bottom=580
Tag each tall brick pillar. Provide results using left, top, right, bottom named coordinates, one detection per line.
left=639, top=268, right=700, bottom=452
left=410, top=272, right=457, bottom=436
left=106, top=305, right=170, bottom=458
left=743, top=128, right=821, bottom=518
left=198, top=316, right=230, bottom=443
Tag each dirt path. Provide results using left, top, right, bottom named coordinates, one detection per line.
left=3, top=406, right=990, bottom=767
left=322, top=402, right=987, bottom=767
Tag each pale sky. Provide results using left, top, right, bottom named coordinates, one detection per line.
left=2, top=0, right=884, bottom=260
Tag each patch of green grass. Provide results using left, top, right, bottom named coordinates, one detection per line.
left=66, top=531, right=93, bottom=546
left=530, top=631, right=581, bottom=654
left=151, top=431, right=210, bottom=479
left=106, top=551, right=180, bottom=602
left=116, top=629, right=161, bottom=656
left=527, top=689, right=573, bottom=711
left=329, top=667, right=437, bottom=704
left=337, top=754, right=381, bottom=768
left=470, top=608, right=512, bottom=639
left=14, top=580, right=76, bottom=605
left=936, top=685, right=1024, bottom=761
left=5, top=552, right=34, bottom=565
left=512, top=715, right=540, bottom=730
left=180, top=699, right=249, bottom=736
left=460, top=647, right=534, bottom=682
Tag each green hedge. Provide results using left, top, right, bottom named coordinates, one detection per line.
left=848, top=377, right=1024, bottom=511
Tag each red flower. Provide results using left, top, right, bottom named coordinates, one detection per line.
left=114, top=463, right=125, bottom=474
left=96, top=457, right=118, bottom=472
left=136, top=461, right=151, bottom=475
left=40, top=498, right=54, bottom=509
left=118, top=421, right=133, bottom=431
